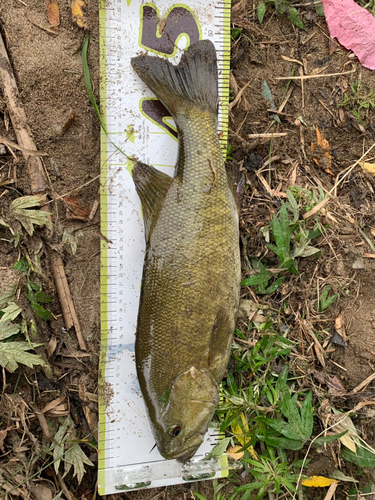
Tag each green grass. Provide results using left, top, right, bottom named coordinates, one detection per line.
left=205, top=186, right=375, bottom=499
left=256, top=0, right=305, bottom=29
left=242, top=188, right=325, bottom=294
left=82, top=36, right=130, bottom=161
left=338, top=74, right=375, bottom=126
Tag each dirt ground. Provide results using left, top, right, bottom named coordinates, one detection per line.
left=0, top=0, right=375, bottom=499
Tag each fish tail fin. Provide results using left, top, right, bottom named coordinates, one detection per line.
left=131, top=40, right=218, bottom=118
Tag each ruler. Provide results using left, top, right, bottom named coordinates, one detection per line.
left=98, top=0, right=231, bottom=494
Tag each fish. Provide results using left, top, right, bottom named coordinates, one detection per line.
left=131, top=40, right=241, bottom=462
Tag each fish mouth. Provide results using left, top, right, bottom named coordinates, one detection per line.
left=161, top=433, right=203, bottom=462
left=175, top=445, right=200, bottom=463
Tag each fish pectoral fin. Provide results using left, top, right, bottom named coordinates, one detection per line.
left=133, top=162, right=173, bottom=241
left=226, top=162, right=242, bottom=214
left=209, top=308, right=234, bottom=381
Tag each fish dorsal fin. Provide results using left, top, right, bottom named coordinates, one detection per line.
left=133, top=162, right=173, bottom=242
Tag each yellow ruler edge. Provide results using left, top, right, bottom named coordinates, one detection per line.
left=98, top=0, right=108, bottom=494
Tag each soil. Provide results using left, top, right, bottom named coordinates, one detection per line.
left=0, top=0, right=375, bottom=499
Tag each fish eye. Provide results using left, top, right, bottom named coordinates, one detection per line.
left=168, top=425, right=181, bottom=438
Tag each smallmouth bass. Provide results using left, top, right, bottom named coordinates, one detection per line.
left=131, top=40, right=241, bottom=462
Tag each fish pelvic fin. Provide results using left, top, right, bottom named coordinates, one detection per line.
left=131, top=40, right=218, bottom=120
left=133, top=162, right=173, bottom=241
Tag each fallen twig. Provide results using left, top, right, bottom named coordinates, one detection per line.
left=229, top=80, right=251, bottom=110
left=0, top=136, right=47, bottom=156
left=248, top=132, right=287, bottom=138
left=0, top=32, right=86, bottom=350
left=275, top=68, right=356, bottom=80
left=29, top=403, right=53, bottom=442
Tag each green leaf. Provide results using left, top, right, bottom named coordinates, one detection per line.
left=314, top=0, right=324, bottom=16
left=26, top=284, right=54, bottom=321
left=241, top=270, right=272, bottom=287
left=193, top=493, right=207, bottom=500
left=287, top=7, right=305, bottom=29
left=52, top=418, right=71, bottom=474
left=264, top=276, right=285, bottom=294
left=318, top=286, right=338, bottom=312
left=329, top=469, right=358, bottom=483
left=342, top=444, right=375, bottom=468
left=298, top=246, right=320, bottom=258
left=0, top=302, right=22, bottom=323
left=300, top=392, right=313, bottom=437
left=230, top=482, right=264, bottom=499
left=206, top=437, right=231, bottom=459
left=0, top=217, right=10, bottom=228
left=0, top=341, right=45, bottom=372
left=231, top=28, right=242, bottom=40
left=10, top=195, right=51, bottom=236
left=34, top=291, right=53, bottom=304
left=0, top=321, right=21, bottom=340
left=262, top=434, right=305, bottom=450
left=63, top=443, right=94, bottom=484
left=28, top=280, right=40, bottom=292
left=31, top=302, right=54, bottom=321
left=0, top=284, right=17, bottom=308
left=285, top=189, right=300, bottom=223
left=313, top=430, right=349, bottom=446
left=262, top=367, right=313, bottom=447
left=261, top=80, right=281, bottom=124
left=52, top=493, right=64, bottom=500
left=62, top=229, right=83, bottom=255
left=257, top=0, right=266, bottom=23
left=13, top=257, right=30, bottom=274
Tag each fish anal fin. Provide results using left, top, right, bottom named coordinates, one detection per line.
left=133, top=162, right=172, bottom=241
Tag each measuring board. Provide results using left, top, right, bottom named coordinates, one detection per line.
left=98, top=0, right=232, bottom=494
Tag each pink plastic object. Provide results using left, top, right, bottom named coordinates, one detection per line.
left=322, top=0, right=375, bottom=70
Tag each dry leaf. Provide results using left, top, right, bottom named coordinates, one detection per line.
left=311, top=126, right=334, bottom=175
left=328, top=376, right=347, bottom=395
left=230, top=413, right=259, bottom=461
left=42, top=394, right=66, bottom=414
left=47, top=337, right=58, bottom=358
left=360, top=161, right=375, bottom=175
left=227, top=444, right=244, bottom=460
left=47, top=1, right=60, bottom=27
left=338, top=429, right=357, bottom=452
left=334, top=413, right=360, bottom=453
left=71, top=0, right=87, bottom=28
left=63, top=195, right=90, bottom=221
left=79, top=384, right=98, bottom=440
left=0, top=427, right=11, bottom=453
left=30, top=484, right=53, bottom=500
left=334, top=311, right=347, bottom=341
left=310, top=331, right=326, bottom=367
left=301, top=476, right=338, bottom=487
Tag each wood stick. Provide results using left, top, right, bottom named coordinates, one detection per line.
left=0, top=32, right=87, bottom=351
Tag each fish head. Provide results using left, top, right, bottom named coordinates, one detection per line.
left=155, top=366, right=219, bottom=462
